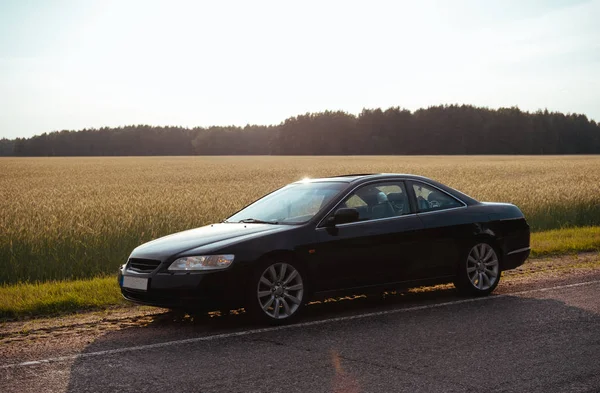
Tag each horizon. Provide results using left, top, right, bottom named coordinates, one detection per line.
left=1, top=0, right=599, bottom=139
left=2, top=103, right=597, bottom=141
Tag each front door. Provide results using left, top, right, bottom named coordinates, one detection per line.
left=408, top=180, right=468, bottom=279
left=312, top=181, right=424, bottom=292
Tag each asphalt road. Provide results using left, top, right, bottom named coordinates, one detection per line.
left=2, top=277, right=600, bottom=393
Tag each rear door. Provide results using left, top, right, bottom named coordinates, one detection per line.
left=312, top=180, right=424, bottom=291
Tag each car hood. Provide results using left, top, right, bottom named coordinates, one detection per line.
left=129, top=223, right=290, bottom=261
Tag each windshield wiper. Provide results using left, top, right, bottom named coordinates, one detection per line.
left=237, top=218, right=279, bottom=224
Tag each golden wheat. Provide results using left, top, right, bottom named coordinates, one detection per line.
left=2, top=156, right=600, bottom=283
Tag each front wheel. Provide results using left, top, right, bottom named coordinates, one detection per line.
left=247, top=260, right=306, bottom=324
left=454, top=242, right=501, bottom=296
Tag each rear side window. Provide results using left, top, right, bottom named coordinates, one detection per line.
left=411, top=182, right=463, bottom=212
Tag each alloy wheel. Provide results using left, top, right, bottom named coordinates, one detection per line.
left=467, top=243, right=499, bottom=291
left=256, top=263, right=304, bottom=319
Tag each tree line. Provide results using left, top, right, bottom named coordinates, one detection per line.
left=2, top=105, right=599, bottom=156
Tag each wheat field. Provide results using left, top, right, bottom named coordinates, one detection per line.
left=2, top=156, right=600, bottom=284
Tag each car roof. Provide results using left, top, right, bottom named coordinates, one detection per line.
left=292, top=173, right=434, bottom=183
left=291, top=173, right=479, bottom=205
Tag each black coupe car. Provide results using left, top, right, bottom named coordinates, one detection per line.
left=119, top=174, right=530, bottom=323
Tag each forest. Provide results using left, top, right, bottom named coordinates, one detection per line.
left=2, top=105, right=599, bottom=156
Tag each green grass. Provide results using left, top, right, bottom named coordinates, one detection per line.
left=0, top=276, right=127, bottom=320
left=530, top=226, right=600, bottom=257
left=2, top=226, right=599, bottom=321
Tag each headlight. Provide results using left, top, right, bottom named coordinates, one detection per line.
left=168, top=255, right=234, bottom=271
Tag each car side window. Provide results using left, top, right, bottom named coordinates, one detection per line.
left=333, top=181, right=410, bottom=222
left=411, top=182, right=463, bottom=212
left=344, top=194, right=367, bottom=209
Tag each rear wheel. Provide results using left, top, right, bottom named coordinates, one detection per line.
left=454, top=242, right=501, bottom=296
left=248, top=260, right=306, bottom=324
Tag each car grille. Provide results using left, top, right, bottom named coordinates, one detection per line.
left=127, top=258, right=162, bottom=272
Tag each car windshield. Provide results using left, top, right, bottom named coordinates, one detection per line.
left=227, top=182, right=346, bottom=224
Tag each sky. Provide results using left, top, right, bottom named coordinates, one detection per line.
left=0, top=0, right=599, bottom=139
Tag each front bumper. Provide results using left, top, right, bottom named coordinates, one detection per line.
left=118, top=265, right=248, bottom=311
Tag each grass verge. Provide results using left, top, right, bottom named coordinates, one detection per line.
left=0, top=276, right=127, bottom=320
left=530, top=226, right=600, bottom=257
left=2, top=226, right=600, bottom=321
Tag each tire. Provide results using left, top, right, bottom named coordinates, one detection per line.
left=246, top=258, right=307, bottom=325
left=454, top=241, right=501, bottom=296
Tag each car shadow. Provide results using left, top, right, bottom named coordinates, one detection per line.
left=128, top=285, right=464, bottom=333
left=56, top=282, right=600, bottom=393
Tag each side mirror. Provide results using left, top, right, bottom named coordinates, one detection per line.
left=326, top=207, right=359, bottom=226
